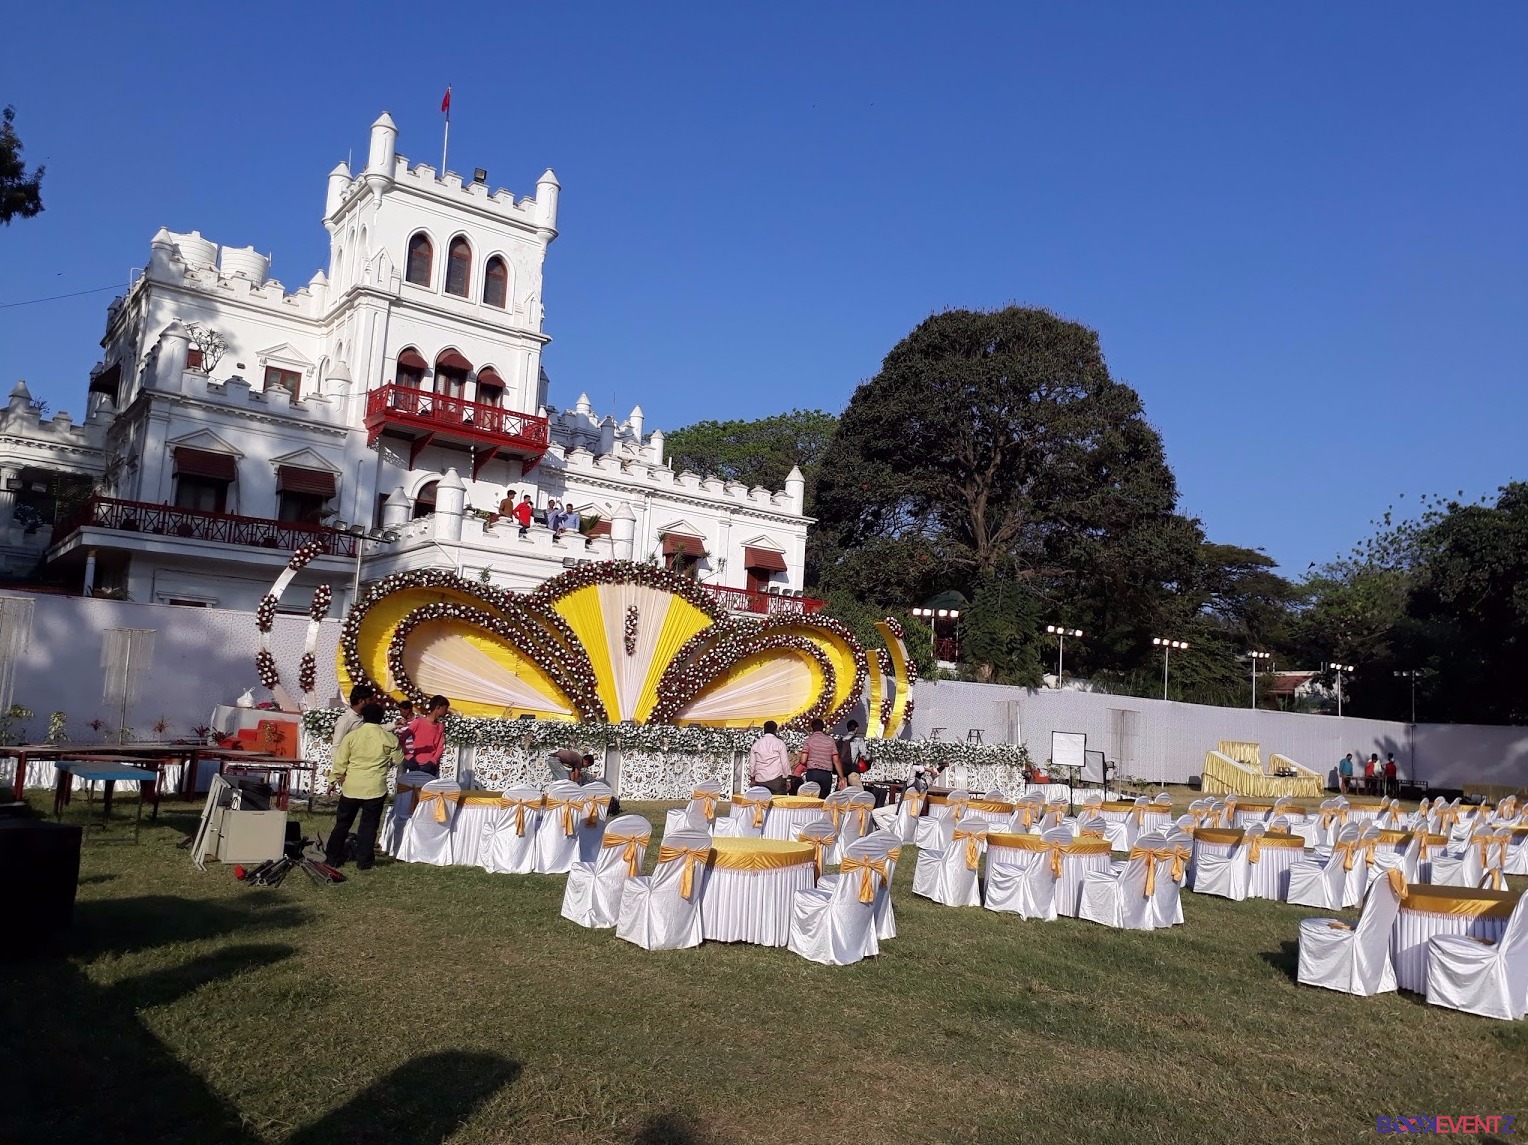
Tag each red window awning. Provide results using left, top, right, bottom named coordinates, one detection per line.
left=743, top=546, right=787, bottom=572
left=661, top=532, right=707, bottom=557
left=397, top=348, right=428, bottom=371
left=276, top=466, right=337, bottom=497
left=174, top=447, right=237, bottom=482
left=435, top=349, right=472, bottom=373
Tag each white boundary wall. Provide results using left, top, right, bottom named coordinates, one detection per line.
left=911, top=679, right=1528, bottom=791
left=4, top=594, right=340, bottom=743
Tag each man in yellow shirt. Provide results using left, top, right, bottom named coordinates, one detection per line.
left=325, top=701, right=403, bottom=871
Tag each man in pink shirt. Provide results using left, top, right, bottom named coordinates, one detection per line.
left=406, top=694, right=450, bottom=776
left=795, top=717, right=843, bottom=795
left=748, top=720, right=792, bottom=794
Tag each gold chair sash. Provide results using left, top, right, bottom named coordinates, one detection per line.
left=656, top=843, right=710, bottom=899
left=949, top=796, right=971, bottom=819
left=691, top=789, right=720, bottom=821
left=503, top=796, right=539, bottom=836
left=1483, top=867, right=1507, bottom=891
left=951, top=827, right=983, bottom=870
left=1477, top=834, right=1511, bottom=869
left=1332, top=839, right=1357, bottom=872
left=829, top=802, right=870, bottom=836
left=1247, top=834, right=1262, bottom=864
left=417, top=789, right=453, bottom=824
left=584, top=793, right=611, bottom=827
left=544, top=796, right=577, bottom=836
left=733, top=794, right=769, bottom=828
left=838, top=854, right=889, bottom=903
left=902, top=792, right=925, bottom=818
left=1130, top=844, right=1190, bottom=896
left=1386, top=868, right=1407, bottom=900
left=1359, top=837, right=1379, bottom=869
left=1319, top=808, right=1349, bottom=830
left=602, top=830, right=647, bottom=877
left=802, top=834, right=833, bottom=876
left=1016, top=803, right=1038, bottom=830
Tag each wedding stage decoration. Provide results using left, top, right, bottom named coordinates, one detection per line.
left=1201, top=741, right=1322, bottom=799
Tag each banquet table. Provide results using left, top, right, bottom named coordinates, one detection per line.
left=447, top=791, right=521, bottom=867
left=699, top=837, right=817, bottom=946
left=986, top=832, right=1112, bottom=917
left=763, top=796, right=828, bottom=841
left=1229, top=802, right=1310, bottom=827
left=1391, top=883, right=1520, bottom=995
left=1097, top=801, right=1174, bottom=832
left=1189, top=827, right=1305, bottom=899
left=1372, top=830, right=1449, bottom=883
left=961, top=799, right=1015, bottom=829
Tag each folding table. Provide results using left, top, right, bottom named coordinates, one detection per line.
left=56, top=762, right=159, bottom=842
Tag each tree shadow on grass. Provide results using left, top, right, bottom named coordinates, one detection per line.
left=0, top=894, right=522, bottom=1145
left=630, top=1110, right=718, bottom=1145
left=1260, top=940, right=1300, bottom=982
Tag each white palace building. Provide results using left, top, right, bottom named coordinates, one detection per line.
left=0, top=113, right=816, bottom=618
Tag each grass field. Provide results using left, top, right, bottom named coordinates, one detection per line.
left=2, top=795, right=1524, bottom=1145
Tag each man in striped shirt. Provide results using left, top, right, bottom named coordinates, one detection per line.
left=796, top=717, right=842, bottom=796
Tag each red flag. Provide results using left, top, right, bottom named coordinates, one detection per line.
left=441, top=85, right=452, bottom=117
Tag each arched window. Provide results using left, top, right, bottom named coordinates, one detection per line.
left=405, top=232, right=433, bottom=286
left=412, top=480, right=438, bottom=519
left=435, top=349, right=471, bottom=399
left=396, top=348, right=428, bottom=389
left=483, top=256, right=508, bottom=308
left=475, top=367, right=505, bottom=407
left=445, top=236, right=472, bottom=297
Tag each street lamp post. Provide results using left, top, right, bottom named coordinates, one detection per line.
left=1393, top=669, right=1419, bottom=725
left=337, top=523, right=401, bottom=612
left=1248, top=650, right=1272, bottom=709
left=1152, top=637, right=1189, bottom=701
left=1328, top=662, right=1355, bottom=718
left=1046, top=625, right=1083, bottom=689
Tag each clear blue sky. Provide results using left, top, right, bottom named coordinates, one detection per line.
left=4, top=2, right=1525, bottom=575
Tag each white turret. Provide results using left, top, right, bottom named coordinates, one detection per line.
left=433, top=468, right=466, bottom=543
left=325, top=162, right=351, bottom=221
left=598, top=416, right=616, bottom=456
left=381, top=486, right=410, bottom=530
left=147, top=227, right=180, bottom=281
left=153, top=321, right=191, bottom=394
left=628, top=404, right=644, bottom=439
left=649, top=428, right=665, bottom=467
left=611, top=501, right=636, bottom=561
left=535, top=168, right=560, bottom=240
left=785, top=465, right=805, bottom=513
left=575, top=392, right=593, bottom=417
left=365, top=112, right=398, bottom=203
left=7, top=380, right=34, bottom=417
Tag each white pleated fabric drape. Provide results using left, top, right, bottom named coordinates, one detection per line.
left=1393, top=902, right=1511, bottom=995
left=701, top=857, right=817, bottom=947
left=763, top=805, right=829, bottom=841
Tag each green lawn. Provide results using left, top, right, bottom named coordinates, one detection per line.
left=2, top=796, right=1524, bottom=1145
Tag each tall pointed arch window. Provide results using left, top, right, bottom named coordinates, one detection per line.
left=405, top=233, right=433, bottom=286
left=483, top=256, right=508, bottom=308
left=445, top=236, right=472, bottom=297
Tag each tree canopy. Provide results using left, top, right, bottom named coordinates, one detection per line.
left=1, top=106, right=44, bottom=226
left=662, top=408, right=836, bottom=499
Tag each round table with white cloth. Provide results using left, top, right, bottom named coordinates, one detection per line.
left=1390, top=883, right=1519, bottom=995
left=1188, top=827, right=1305, bottom=899
left=698, top=837, right=818, bottom=946
left=762, top=796, right=829, bottom=841
left=1098, top=802, right=1174, bottom=834
left=960, top=799, right=1016, bottom=829
left=986, top=832, right=1113, bottom=917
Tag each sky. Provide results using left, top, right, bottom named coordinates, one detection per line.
left=3, top=2, right=1525, bottom=576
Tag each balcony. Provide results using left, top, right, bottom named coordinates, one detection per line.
left=364, top=384, right=551, bottom=477
left=54, top=497, right=359, bottom=558
left=700, top=583, right=824, bottom=617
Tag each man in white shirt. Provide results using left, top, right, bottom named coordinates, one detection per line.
left=330, top=684, right=377, bottom=749
left=838, top=720, right=868, bottom=787
left=748, top=720, right=792, bottom=794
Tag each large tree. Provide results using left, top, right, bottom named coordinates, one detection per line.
left=1, top=106, right=44, bottom=225
left=662, top=409, right=837, bottom=500
left=814, top=307, right=1180, bottom=585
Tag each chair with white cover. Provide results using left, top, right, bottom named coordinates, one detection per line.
left=861, top=830, right=903, bottom=940
left=1154, top=791, right=1173, bottom=809
left=914, top=803, right=956, bottom=851
left=1371, top=829, right=1427, bottom=886
left=382, top=771, right=437, bottom=855
left=1174, top=813, right=1195, bottom=835
left=1430, top=826, right=1492, bottom=889
left=722, top=786, right=773, bottom=839
left=481, top=786, right=543, bottom=874
left=1079, top=832, right=1185, bottom=930
left=985, top=831, right=1060, bottom=921
left=576, top=782, right=614, bottom=860
left=798, top=781, right=822, bottom=797
left=395, top=779, right=461, bottom=865
left=1505, top=829, right=1528, bottom=877
left=1192, top=826, right=1252, bottom=901
left=934, top=788, right=971, bottom=821
left=788, top=837, right=886, bottom=966
left=1297, top=868, right=1405, bottom=997
left=1425, top=890, right=1528, bottom=1021
left=1346, top=825, right=1384, bottom=906
left=1287, top=824, right=1361, bottom=910
left=535, top=781, right=588, bottom=874
left=1010, top=796, right=1046, bottom=836
left=912, top=819, right=988, bottom=907
left=985, top=786, right=1006, bottom=804
left=825, top=789, right=873, bottom=862
left=1268, top=815, right=1291, bottom=834
left=1154, top=830, right=1193, bottom=925
left=614, top=828, right=711, bottom=951
left=893, top=788, right=928, bottom=843
left=796, top=820, right=837, bottom=883
left=561, top=813, right=651, bottom=929
left=664, top=780, right=724, bottom=836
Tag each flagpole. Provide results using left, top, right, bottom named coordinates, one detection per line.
left=441, top=84, right=452, bottom=173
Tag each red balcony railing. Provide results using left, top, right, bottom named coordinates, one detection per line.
left=364, top=384, right=551, bottom=475
left=700, top=584, right=824, bottom=616
left=55, top=497, right=359, bottom=557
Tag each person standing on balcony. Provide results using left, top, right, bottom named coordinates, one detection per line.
left=514, top=494, right=534, bottom=539
left=483, top=490, right=514, bottom=534
left=546, top=499, right=565, bottom=544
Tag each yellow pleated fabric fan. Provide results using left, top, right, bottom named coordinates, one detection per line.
left=399, top=617, right=575, bottom=719
left=674, top=646, right=827, bottom=727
